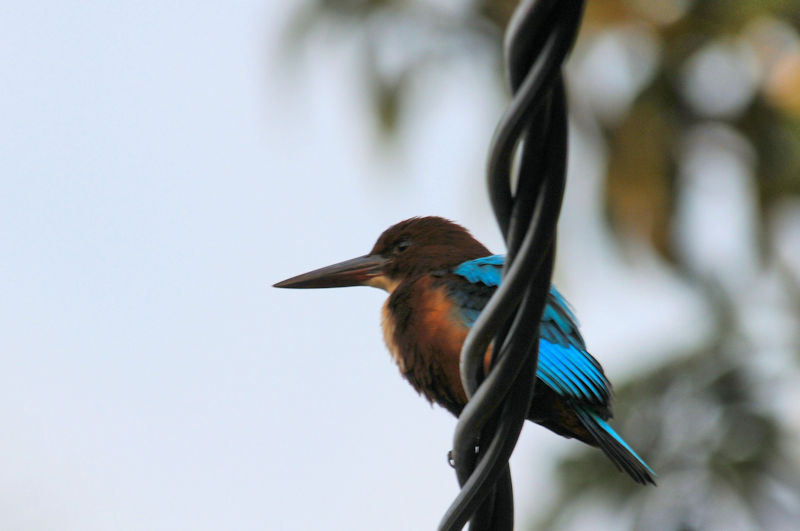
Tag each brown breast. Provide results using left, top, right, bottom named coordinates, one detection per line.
left=380, top=276, right=476, bottom=416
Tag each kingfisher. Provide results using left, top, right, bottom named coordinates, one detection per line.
left=275, top=216, right=655, bottom=485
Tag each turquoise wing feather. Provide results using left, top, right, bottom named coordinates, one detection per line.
left=450, top=255, right=611, bottom=405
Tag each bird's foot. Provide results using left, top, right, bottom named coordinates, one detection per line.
left=446, top=445, right=481, bottom=468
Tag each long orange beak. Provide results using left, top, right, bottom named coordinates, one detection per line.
left=273, top=254, right=389, bottom=289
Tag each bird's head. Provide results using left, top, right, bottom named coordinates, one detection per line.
left=274, top=216, right=490, bottom=293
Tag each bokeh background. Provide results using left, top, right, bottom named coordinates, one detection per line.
left=3, top=1, right=800, bottom=529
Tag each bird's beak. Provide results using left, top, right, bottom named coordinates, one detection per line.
left=273, top=254, right=389, bottom=289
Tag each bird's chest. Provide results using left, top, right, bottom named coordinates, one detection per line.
left=380, top=283, right=470, bottom=415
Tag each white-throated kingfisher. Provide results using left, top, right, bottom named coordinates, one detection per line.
left=275, top=216, right=655, bottom=485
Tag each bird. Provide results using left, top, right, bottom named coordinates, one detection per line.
left=274, top=216, right=655, bottom=485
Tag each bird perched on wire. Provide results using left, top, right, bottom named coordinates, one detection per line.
left=275, top=216, right=655, bottom=485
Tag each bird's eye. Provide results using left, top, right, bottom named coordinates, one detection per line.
left=395, top=240, right=411, bottom=253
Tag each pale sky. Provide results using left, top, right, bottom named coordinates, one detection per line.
left=1, top=2, right=724, bottom=530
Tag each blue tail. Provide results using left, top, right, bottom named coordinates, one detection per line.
left=574, top=407, right=656, bottom=485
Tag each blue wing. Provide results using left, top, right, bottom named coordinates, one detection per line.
left=448, top=255, right=611, bottom=405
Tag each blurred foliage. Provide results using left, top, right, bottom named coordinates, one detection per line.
left=584, top=0, right=800, bottom=259
left=289, top=0, right=800, bottom=529
left=290, top=0, right=800, bottom=260
left=536, top=289, right=800, bottom=529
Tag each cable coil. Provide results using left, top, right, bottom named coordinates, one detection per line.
left=439, top=2, right=585, bottom=529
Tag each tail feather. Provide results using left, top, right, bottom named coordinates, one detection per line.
left=574, top=407, right=656, bottom=485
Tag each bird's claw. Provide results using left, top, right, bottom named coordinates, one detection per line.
left=447, top=445, right=481, bottom=468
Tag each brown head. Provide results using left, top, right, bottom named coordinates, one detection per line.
left=273, top=216, right=491, bottom=293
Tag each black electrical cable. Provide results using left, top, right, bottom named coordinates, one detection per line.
left=438, top=1, right=585, bottom=529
